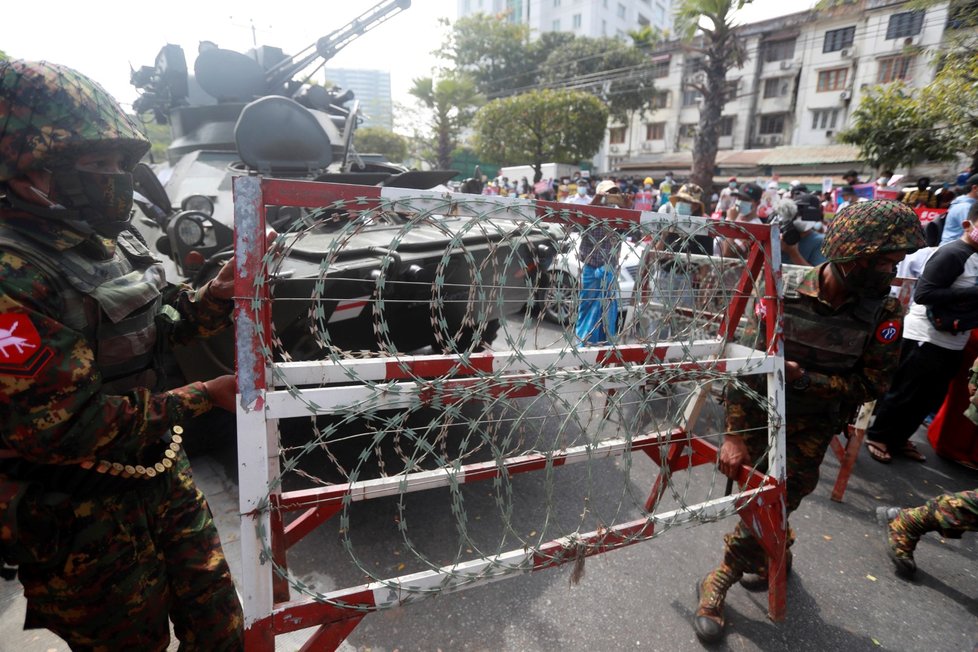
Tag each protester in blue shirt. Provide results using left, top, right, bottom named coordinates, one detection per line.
left=940, top=174, right=978, bottom=245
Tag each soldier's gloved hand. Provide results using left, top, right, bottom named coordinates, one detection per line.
left=718, top=434, right=749, bottom=480
left=203, top=374, right=237, bottom=413
left=208, top=228, right=279, bottom=301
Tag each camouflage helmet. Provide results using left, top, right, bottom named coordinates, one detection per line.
left=0, top=60, right=150, bottom=182
left=822, top=199, right=925, bottom=262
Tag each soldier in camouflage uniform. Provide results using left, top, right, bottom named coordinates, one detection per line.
left=0, top=60, right=243, bottom=649
left=877, top=490, right=978, bottom=577
left=692, top=200, right=926, bottom=643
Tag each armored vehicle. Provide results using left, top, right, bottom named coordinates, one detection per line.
left=128, top=0, right=557, bottom=376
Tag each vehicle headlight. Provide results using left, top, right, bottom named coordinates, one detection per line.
left=180, top=194, right=214, bottom=217
left=175, top=214, right=205, bottom=246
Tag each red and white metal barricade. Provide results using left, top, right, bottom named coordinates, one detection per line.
left=231, top=177, right=789, bottom=650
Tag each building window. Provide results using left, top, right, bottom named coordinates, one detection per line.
left=650, top=90, right=669, bottom=109
left=682, top=89, right=701, bottom=106
left=618, top=3, right=627, bottom=18
left=655, top=3, right=666, bottom=23
left=763, top=38, right=796, bottom=63
left=609, top=126, right=626, bottom=144
left=759, top=114, right=785, bottom=135
left=651, top=57, right=671, bottom=78
left=573, top=13, right=582, bottom=28
left=887, top=10, right=925, bottom=39
left=646, top=122, right=665, bottom=140
left=679, top=123, right=697, bottom=138
left=878, top=55, right=914, bottom=83
left=638, top=13, right=650, bottom=26
left=823, top=26, right=856, bottom=52
left=553, top=0, right=560, bottom=5
left=811, top=108, right=840, bottom=130
left=553, top=18, right=561, bottom=31
left=762, top=77, right=791, bottom=98
left=719, top=116, right=735, bottom=137
left=816, top=67, right=848, bottom=92
left=602, top=19, right=607, bottom=35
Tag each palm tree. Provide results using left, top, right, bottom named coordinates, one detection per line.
left=674, top=0, right=750, bottom=191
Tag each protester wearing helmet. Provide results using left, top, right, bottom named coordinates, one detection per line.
left=693, top=200, right=926, bottom=643
left=633, top=176, right=657, bottom=211
left=0, top=60, right=243, bottom=648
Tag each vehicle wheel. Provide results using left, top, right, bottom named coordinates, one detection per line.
left=543, top=270, right=577, bottom=325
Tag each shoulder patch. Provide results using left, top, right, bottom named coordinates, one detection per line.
left=875, top=319, right=901, bottom=344
left=0, top=313, right=53, bottom=377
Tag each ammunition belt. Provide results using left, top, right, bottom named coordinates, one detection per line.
left=0, top=427, right=184, bottom=496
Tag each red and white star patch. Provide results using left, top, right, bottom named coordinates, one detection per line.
left=875, top=319, right=901, bottom=344
left=0, top=313, right=53, bottom=377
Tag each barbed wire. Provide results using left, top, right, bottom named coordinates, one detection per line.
left=243, top=196, right=783, bottom=609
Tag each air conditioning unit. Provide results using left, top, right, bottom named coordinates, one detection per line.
left=779, top=60, right=794, bottom=70
left=840, top=47, right=855, bottom=58
left=840, top=89, right=852, bottom=101
left=609, top=145, right=620, bottom=153
left=641, top=142, right=654, bottom=151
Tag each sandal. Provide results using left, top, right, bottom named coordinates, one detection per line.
left=900, top=441, right=927, bottom=463
left=866, top=441, right=892, bottom=464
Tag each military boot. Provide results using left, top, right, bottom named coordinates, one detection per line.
left=693, top=563, right=743, bottom=643
left=876, top=504, right=937, bottom=578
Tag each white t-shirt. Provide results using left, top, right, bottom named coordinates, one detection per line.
left=903, top=242, right=978, bottom=350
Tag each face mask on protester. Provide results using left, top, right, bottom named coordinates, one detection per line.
left=577, top=186, right=587, bottom=196
left=644, top=184, right=652, bottom=190
left=675, top=202, right=693, bottom=216
left=738, top=200, right=754, bottom=216
left=729, top=182, right=737, bottom=189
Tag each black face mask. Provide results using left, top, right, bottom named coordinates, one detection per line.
left=840, top=263, right=895, bottom=299
left=48, top=167, right=135, bottom=238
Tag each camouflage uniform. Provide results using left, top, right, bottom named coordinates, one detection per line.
left=878, top=489, right=978, bottom=577
left=0, top=60, right=242, bottom=650
left=694, top=200, right=927, bottom=643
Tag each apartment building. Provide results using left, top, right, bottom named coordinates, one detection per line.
left=603, top=0, right=953, bottom=175
left=457, top=0, right=674, bottom=39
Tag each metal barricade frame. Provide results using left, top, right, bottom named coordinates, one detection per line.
left=231, top=176, right=789, bottom=651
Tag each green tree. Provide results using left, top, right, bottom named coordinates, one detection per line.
left=353, top=126, right=408, bottom=163
left=436, top=14, right=559, bottom=98
left=409, top=75, right=482, bottom=170
left=839, top=83, right=957, bottom=171
left=674, top=0, right=750, bottom=191
left=472, top=89, right=608, bottom=182
left=539, top=35, right=660, bottom=124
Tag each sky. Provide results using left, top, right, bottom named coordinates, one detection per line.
left=3, top=0, right=816, bottom=113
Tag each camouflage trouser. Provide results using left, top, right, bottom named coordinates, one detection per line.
left=721, top=417, right=842, bottom=574
left=912, top=489, right=978, bottom=536
left=17, top=452, right=243, bottom=651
